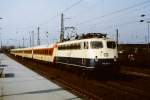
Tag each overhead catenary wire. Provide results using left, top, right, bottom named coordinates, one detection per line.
left=76, top=0, right=150, bottom=26
left=17, top=0, right=84, bottom=30
left=16, top=0, right=149, bottom=32
left=68, top=0, right=100, bottom=19
left=13, top=0, right=84, bottom=46
left=12, top=0, right=150, bottom=46
left=86, top=17, right=150, bottom=35
left=62, top=0, right=84, bottom=13
left=38, top=0, right=84, bottom=27
left=85, top=3, right=150, bottom=28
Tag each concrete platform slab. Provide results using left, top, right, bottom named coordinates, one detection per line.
left=0, top=54, right=81, bottom=100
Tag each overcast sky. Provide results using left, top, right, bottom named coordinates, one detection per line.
left=0, top=0, right=150, bottom=47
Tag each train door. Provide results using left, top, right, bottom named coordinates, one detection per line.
left=81, top=42, right=88, bottom=65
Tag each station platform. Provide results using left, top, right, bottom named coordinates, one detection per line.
left=0, top=54, right=81, bottom=100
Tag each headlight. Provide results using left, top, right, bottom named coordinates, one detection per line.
left=95, top=56, right=98, bottom=62
left=114, top=56, right=117, bottom=62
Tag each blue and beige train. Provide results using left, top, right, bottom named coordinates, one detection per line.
left=10, top=33, right=119, bottom=72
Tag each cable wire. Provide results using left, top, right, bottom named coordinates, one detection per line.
left=76, top=0, right=150, bottom=26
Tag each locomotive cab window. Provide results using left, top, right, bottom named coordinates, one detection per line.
left=107, top=41, right=116, bottom=48
left=90, top=41, right=103, bottom=49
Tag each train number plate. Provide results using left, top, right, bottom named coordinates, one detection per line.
left=102, top=62, right=111, bottom=65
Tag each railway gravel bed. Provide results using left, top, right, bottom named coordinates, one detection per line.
left=8, top=54, right=150, bottom=100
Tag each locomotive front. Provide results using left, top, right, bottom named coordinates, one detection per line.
left=87, top=38, right=119, bottom=73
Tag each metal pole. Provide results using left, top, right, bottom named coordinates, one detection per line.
left=46, top=32, right=49, bottom=44
left=0, top=30, right=2, bottom=48
left=60, top=13, right=64, bottom=42
left=32, top=31, right=34, bottom=47
left=18, top=40, right=20, bottom=48
left=147, top=21, right=150, bottom=52
left=0, top=18, right=3, bottom=49
left=0, top=33, right=1, bottom=48
left=37, top=27, right=40, bottom=45
left=23, top=37, right=24, bottom=48
left=116, top=29, right=119, bottom=50
left=0, top=40, right=2, bottom=49
left=29, top=32, right=31, bottom=47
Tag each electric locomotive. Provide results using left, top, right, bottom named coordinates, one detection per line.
left=56, top=33, right=119, bottom=72
left=10, top=33, right=119, bottom=73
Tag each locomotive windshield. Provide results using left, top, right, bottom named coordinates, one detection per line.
left=107, top=41, right=116, bottom=48
left=90, top=41, right=103, bottom=49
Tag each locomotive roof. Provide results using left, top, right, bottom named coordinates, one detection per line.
left=32, top=43, right=56, bottom=49
left=11, top=43, right=57, bottom=51
left=58, top=37, right=115, bottom=45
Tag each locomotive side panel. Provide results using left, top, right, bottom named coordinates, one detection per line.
left=55, top=38, right=119, bottom=71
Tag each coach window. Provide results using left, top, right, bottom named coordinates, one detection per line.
left=74, top=44, right=76, bottom=49
left=90, top=41, right=103, bottom=49
left=67, top=44, right=69, bottom=49
left=60, top=45, right=63, bottom=50
left=63, top=45, right=65, bottom=50
left=71, top=44, right=74, bottom=49
left=84, top=42, right=88, bottom=49
left=65, top=45, right=67, bottom=50
left=76, top=43, right=80, bottom=49
left=49, top=49, right=51, bottom=54
left=62, top=45, right=64, bottom=50
left=77, top=44, right=79, bottom=48
left=46, top=50, right=48, bottom=54
left=58, top=45, right=61, bottom=50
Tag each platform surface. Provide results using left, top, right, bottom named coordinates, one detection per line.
left=0, top=54, right=81, bottom=100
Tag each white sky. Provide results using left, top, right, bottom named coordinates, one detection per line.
left=0, top=0, right=150, bottom=47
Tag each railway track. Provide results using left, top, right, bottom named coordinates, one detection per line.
left=8, top=54, right=150, bottom=100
